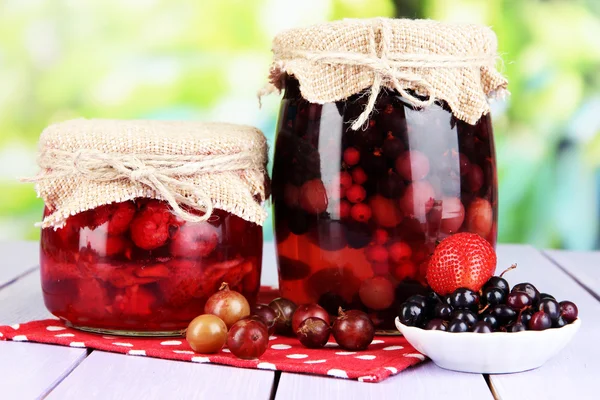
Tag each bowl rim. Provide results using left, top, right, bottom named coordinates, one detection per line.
left=395, top=316, right=581, bottom=336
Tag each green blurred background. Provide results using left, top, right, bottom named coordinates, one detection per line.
left=1, top=0, right=599, bottom=249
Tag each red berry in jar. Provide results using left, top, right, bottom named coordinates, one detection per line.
left=339, top=200, right=351, bottom=219
left=359, top=276, right=395, bottom=310
left=283, top=184, right=301, bottom=208
left=346, top=184, right=367, bottom=204
left=458, top=153, right=471, bottom=176
left=398, top=181, right=435, bottom=218
left=92, top=201, right=136, bottom=235
left=291, top=303, right=330, bottom=333
left=369, top=195, right=403, bottom=228
left=299, top=179, right=329, bottom=214
left=465, top=197, right=493, bottom=238
left=373, top=228, right=389, bottom=245
left=365, top=245, right=389, bottom=263
left=393, top=260, right=418, bottom=281
left=467, top=164, right=484, bottom=192
left=440, top=196, right=465, bottom=234
left=388, top=241, right=412, bottom=263
left=226, top=319, right=269, bottom=359
left=382, top=135, right=404, bottom=160
left=332, top=309, right=375, bottom=350
left=395, top=150, right=430, bottom=181
left=343, top=147, right=361, bottom=166
left=350, top=203, right=372, bottom=222
left=130, top=200, right=172, bottom=250
left=340, top=171, right=353, bottom=190
left=351, top=167, right=368, bottom=185
left=170, top=222, right=219, bottom=258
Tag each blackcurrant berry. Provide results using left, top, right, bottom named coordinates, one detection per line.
left=553, top=316, right=567, bottom=328
left=424, top=319, right=447, bottom=331
left=489, top=304, right=517, bottom=325
left=559, top=301, right=578, bottom=323
left=538, top=298, right=560, bottom=321
left=529, top=311, right=552, bottom=331
left=481, top=314, right=499, bottom=329
left=448, top=319, right=469, bottom=333
left=512, top=283, right=540, bottom=306
left=482, top=287, right=505, bottom=307
left=484, top=276, right=510, bottom=294
left=506, top=291, right=533, bottom=310
left=472, top=321, right=493, bottom=333
left=398, top=302, right=425, bottom=327
left=449, top=288, right=480, bottom=311
left=451, top=309, right=478, bottom=327
left=507, top=322, right=526, bottom=332
left=433, top=303, right=453, bottom=321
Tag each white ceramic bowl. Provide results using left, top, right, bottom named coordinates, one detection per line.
left=395, top=317, right=581, bottom=374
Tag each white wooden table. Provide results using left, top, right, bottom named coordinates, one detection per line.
left=0, top=241, right=597, bottom=399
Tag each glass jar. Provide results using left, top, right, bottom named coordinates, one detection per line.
left=41, top=199, right=263, bottom=336
left=272, top=78, right=497, bottom=331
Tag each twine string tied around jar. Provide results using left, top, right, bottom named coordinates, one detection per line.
left=24, top=148, right=263, bottom=224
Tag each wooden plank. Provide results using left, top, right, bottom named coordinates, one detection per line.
left=46, top=351, right=276, bottom=400
left=0, top=341, right=86, bottom=399
left=262, top=241, right=278, bottom=287
left=276, top=362, right=493, bottom=400
left=0, top=267, right=53, bottom=325
left=0, top=241, right=38, bottom=287
left=544, top=249, right=600, bottom=298
left=489, top=245, right=599, bottom=400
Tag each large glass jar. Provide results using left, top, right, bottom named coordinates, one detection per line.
left=41, top=199, right=263, bottom=336
left=272, top=78, right=497, bottom=331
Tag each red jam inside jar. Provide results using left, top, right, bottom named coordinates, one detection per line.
left=272, top=78, right=498, bottom=331
left=40, top=199, right=263, bottom=336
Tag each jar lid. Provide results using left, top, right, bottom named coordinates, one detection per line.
left=28, top=119, right=269, bottom=228
left=262, top=18, right=508, bottom=127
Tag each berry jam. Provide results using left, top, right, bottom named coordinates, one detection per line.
left=40, top=200, right=262, bottom=336
left=272, top=78, right=498, bottom=331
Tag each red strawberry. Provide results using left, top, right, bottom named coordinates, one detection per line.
left=113, top=285, right=155, bottom=317
left=170, top=222, right=219, bottom=258
left=130, top=200, right=172, bottom=250
left=91, top=202, right=136, bottom=235
left=426, top=233, right=496, bottom=295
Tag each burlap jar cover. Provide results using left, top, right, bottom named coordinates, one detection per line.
left=261, top=18, right=508, bottom=128
left=27, top=119, right=269, bottom=228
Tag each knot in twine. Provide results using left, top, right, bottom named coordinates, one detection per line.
left=264, top=18, right=498, bottom=130
left=26, top=148, right=264, bottom=224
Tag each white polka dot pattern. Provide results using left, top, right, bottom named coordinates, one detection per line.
left=355, top=355, right=376, bottom=360
left=113, top=342, right=134, bottom=347
left=327, top=369, right=348, bottom=378
left=46, top=326, right=66, bottom=332
left=69, top=342, right=85, bottom=348
left=304, top=359, right=327, bottom=364
left=257, top=362, right=277, bottom=370
left=335, top=351, right=356, bottom=356
left=385, top=367, right=398, bottom=374
left=286, top=354, right=308, bottom=359
left=13, top=335, right=27, bottom=341
left=271, top=344, right=292, bottom=350
left=173, top=350, right=195, bottom=355
left=404, top=353, right=426, bottom=361
left=55, top=333, right=74, bottom=338
left=383, top=345, right=404, bottom=351
left=191, top=356, right=210, bottom=363
left=128, top=350, right=146, bottom=356
left=160, top=340, right=182, bottom=346
left=10, top=324, right=20, bottom=330
left=371, top=339, right=385, bottom=344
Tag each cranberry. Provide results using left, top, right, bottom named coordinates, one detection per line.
left=359, top=276, right=395, bottom=310
left=465, top=197, right=493, bottom=238
left=130, top=200, right=171, bottom=250
left=269, top=297, right=297, bottom=335
left=346, top=184, right=366, bottom=203
left=299, top=179, right=329, bottom=214
left=369, top=195, right=403, bottom=228
left=350, top=203, right=372, bottom=222
left=439, top=196, right=465, bottom=234
left=395, top=150, right=430, bottom=181
left=371, top=262, right=390, bottom=276
left=398, top=181, right=435, bottom=218
left=250, top=304, right=278, bottom=335
left=339, top=200, right=351, bottom=219
left=186, top=314, right=228, bottom=353
left=388, top=241, right=412, bottom=263
left=365, top=245, right=389, bottom=263
left=283, top=184, right=301, bottom=208
left=296, top=317, right=331, bottom=349
left=559, top=301, right=578, bottom=323
left=226, top=319, right=269, bottom=359
left=393, top=260, right=418, bottom=281
left=332, top=309, right=375, bottom=350
left=340, top=171, right=353, bottom=190
left=351, top=167, right=368, bottom=185
left=373, top=229, right=389, bottom=245
left=291, top=304, right=330, bottom=332
left=204, top=283, right=251, bottom=328
left=343, top=147, right=361, bottom=166
left=467, top=164, right=484, bottom=192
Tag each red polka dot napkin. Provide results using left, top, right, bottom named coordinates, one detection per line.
left=0, top=320, right=425, bottom=382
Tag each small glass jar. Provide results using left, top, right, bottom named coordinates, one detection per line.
left=272, top=78, right=497, bottom=331
left=41, top=199, right=263, bottom=336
